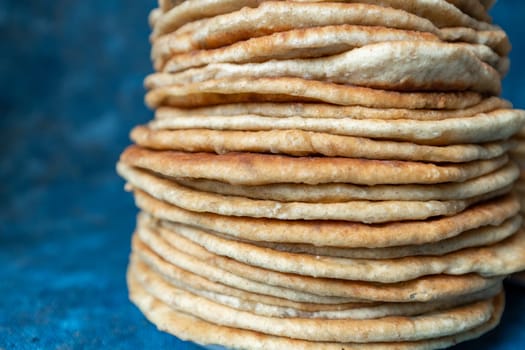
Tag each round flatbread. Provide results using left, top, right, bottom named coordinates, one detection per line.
left=171, top=163, right=518, bottom=202
left=118, top=163, right=510, bottom=222
left=147, top=108, right=525, bottom=146
left=151, top=2, right=439, bottom=62
left=134, top=221, right=504, bottom=301
left=155, top=97, right=511, bottom=121
left=132, top=256, right=501, bottom=320
left=162, top=25, right=441, bottom=73
left=145, top=77, right=485, bottom=110
left=152, top=216, right=525, bottom=283
left=119, top=146, right=509, bottom=185
left=151, top=41, right=501, bottom=94
left=129, top=260, right=501, bottom=343
left=132, top=125, right=516, bottom=162
left=128, top=275, right=504, bottom=350
left=133, top=190, right=519, bottom=247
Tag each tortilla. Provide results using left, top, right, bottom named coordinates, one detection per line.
left=133, top=190, right=519, bottom=248
left=162, top=25, right=441, bottom=73
left=155, top=97, right=510, bottom=121
left=171, top=163, right=518, bottom=202
left=151, top=2, right=439, bottom=62
left=118, top=163, right=510, bottom=222
left=154, top=216, right=525, bottom=283
left=128, top=275, right=504, bottom=349
left=145, top=77, right=485, bottom=110
left=119, top=146, right=509, bottom=185
left=132, top=125, right=516, bottom=162
left=129, top=260, right=501, bottom=342
left=135, top=219, right=505, bottom=301
left=151, top=41, right=501, bottom=94
left=147, top=108, right=525, bottom=146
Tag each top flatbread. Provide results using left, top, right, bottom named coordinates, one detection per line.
left=152, top=0, right=492, bottom=39
left=151, top=2, right=439, bottom=61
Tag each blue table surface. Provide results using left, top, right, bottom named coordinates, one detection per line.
left=2, top=1, right=525, bottom=349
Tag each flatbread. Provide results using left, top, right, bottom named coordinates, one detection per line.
left=133, top=242, right=503, bottom=317
left=172, top=163, right=518, bottom=202
left=133, top=190, right=519, bottom=247
left=162, top=25, right=441, bottom=73
left=150, top=41, right=501, bottom=94
left=217, top=216, right=522, bottom=259
left=161, top=26, right=505, bottom=76
left=132, top=125, right=516, bottom=162
left=145, top=77, right=485, bottom=110
left=151, top=2, right=439, bottom=61
left=147, top=108, right=525, bottom=146
left=155, top=97, right=511, bottom=121
left=119, top=146, right=509, bottom=185
left=128, top=275, right=504, bottom=349
left=118, top=163, right=510, bottom=222
left=132, top=257, right=501, bottom=320
left=135, top=219, right=505, bottom=301
left=129, top=261, right=500, bottom=342
left=154, top=216, right=525, bottom=283
left=152, top=0, right=491, bottom=39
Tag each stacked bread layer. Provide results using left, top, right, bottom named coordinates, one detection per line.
left=119, top=1, right=525, bottom=348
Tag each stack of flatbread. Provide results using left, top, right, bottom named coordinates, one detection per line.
left=118, top=1, right=525, bottom=348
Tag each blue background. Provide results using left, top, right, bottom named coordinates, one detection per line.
left=1, top=1, right=524, bottom=349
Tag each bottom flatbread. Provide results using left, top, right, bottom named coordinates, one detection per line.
left=128, top=269, right=504, bottom=349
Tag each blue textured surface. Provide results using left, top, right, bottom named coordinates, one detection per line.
left=1, top=1, right=524, bottom=349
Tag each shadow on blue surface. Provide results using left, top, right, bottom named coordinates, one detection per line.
left=1, top=1, right=524, bottom=349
